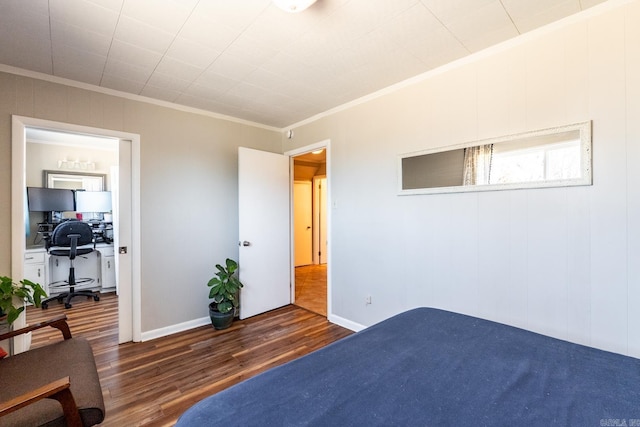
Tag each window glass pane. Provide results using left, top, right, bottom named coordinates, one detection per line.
left=490, top=150, right=544, bottom=184
left=546, top=143, right=581, bottom=180
left=489, top=140, right=580, bottom=184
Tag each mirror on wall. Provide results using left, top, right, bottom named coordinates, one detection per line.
left=398, top=121, right=592, bottom=195
left=43, top=170, right=106, bottom=191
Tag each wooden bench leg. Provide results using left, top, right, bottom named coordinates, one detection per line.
left=0, top=376, right=83, bottom=427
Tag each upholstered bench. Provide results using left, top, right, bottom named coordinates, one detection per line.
left=0, top=315, right=105, bottom=426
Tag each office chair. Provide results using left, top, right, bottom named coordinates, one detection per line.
left=42, top=220, right=101, bottom=309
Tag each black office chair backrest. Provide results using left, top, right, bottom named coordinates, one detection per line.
left=49, top=220, right=94, bottom=247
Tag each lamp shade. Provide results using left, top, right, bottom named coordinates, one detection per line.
left=273, top=0, right=317, bottom=13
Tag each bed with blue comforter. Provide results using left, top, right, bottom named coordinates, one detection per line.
left=176, top=307, right=640, bottom=426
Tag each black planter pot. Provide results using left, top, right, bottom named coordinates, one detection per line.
left=209, top=302, right=234, bottom=330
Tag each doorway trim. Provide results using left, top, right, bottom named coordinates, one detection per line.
left=285, top=139, right=331, bottom=318
left=11, top=115, right=141, bottom=349
left=312, top=175, right=327, bottom=265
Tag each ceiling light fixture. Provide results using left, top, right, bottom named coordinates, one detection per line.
left=273, top=0, right=317, bottom=13
left=58, top=159, right=96, bottom=170
left=312, top=149, right=324, bottom=154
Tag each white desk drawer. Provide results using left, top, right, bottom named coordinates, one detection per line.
left=24, top=252, right=45, bottom=264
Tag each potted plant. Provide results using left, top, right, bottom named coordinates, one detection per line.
left=207, top=259, right=244, bottom=330
left=0, top=276, right=47, bottom=325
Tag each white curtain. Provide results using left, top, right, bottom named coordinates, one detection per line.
left=463, top=144, right=493, bottom=185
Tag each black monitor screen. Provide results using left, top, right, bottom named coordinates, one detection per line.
left=27, top=187, right=75, bottom=212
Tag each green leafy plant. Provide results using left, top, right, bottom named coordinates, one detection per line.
left=207, top=259, right=244, bottom=314
left=0, top=276, right=47, bottom=324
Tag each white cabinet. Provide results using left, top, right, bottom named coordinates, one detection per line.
left=23, top=245, right=116, bottom=298
left=99, top=246, right=116, bottom=290
left=24, top=251, right=47, bottom=294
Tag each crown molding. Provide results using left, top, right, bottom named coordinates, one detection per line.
left=0, top=64, right=280, bottom=133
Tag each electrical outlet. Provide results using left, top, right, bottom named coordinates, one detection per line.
left=365, top=295, right=372, bottom=305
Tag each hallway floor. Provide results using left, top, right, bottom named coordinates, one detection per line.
left=294, top=264, right=327, bottom=316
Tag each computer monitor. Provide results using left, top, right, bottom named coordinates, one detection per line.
left=27, top=187, right=75, bottom=212
left=75, top=191, right=112, bottom=213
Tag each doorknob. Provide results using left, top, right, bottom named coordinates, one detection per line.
left=241, top=241, right=251, bottom=246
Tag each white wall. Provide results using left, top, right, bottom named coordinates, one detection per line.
left=287, top=1, right=640, bottom=357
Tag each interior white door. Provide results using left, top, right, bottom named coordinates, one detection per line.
left=294, top=181, right=313, bottom=266
left=238, top=147, right=291, bottom=319
left=116, top=139, right=133, bottom=343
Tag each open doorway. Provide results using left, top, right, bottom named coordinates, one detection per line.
left=25, top=127, right=118, bottom=313
left=11, top=115, right=141, bottom=350
left=292, top=148, right=327, bottom=316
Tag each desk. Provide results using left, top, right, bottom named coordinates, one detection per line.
left=24, top=243, right=116, bottom=297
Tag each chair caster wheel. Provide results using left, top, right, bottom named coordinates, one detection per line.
left=93, top=295, right=100, bottom=301
left=41, top=302, right=48, bottom=309
left=65, top=303, right=72, bottom=309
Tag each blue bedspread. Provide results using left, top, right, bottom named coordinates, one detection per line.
left=176, top=308, right=640, bottom=426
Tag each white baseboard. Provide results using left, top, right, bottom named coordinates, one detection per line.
left=141, top=312, right=366, bottom=342
left=141, top=316, right=211, bottom=342
left=328, top=313, right=366, bottom=332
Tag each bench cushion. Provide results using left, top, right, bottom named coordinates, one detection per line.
left=0, top=337, right=104, bottom=426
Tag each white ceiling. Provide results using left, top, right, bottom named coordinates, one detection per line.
left=0, top=0, right=608, bottom=129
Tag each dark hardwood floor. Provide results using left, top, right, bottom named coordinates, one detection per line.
left=26, top=293, right=352, bottom=426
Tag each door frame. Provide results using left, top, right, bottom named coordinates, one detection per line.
left=285, top=139, right=331, bottom=316
left=11, top=115, right=141, bottom=349
left=312, top=176, right=327, bottom=265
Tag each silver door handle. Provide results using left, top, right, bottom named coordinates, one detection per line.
left=241, top=241, right=251, bottom=246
